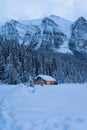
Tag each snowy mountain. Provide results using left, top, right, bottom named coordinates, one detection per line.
left=0, top=15, right=72, bottom=53
left=69, top=17, right=87, bottom=54
left=0, top=21, right=20, bottom=41
left=0, top=20, right=36, bottom=43
left=0, top=15, right=87, bottom=54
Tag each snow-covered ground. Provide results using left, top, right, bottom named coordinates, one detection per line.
left=0, top=83, right=87, bottom=130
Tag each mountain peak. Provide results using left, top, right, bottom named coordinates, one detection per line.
left=10, top=19, right=18, bottom=25
left=41, top=17, right=58, bottom=27
left=76, top=16, right=86, bottom=24
left=72, top=16, right=87, bottom=30
left=49, top=15, right=60, bottom=19
left=78, top=16, right=86, bottom=21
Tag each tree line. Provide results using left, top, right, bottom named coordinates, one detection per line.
left=0, top=37, right=87, bottom=84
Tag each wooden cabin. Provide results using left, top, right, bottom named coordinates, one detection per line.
left=35, top=74, right=58, bottom=85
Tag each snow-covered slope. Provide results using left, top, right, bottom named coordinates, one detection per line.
left=0, top=21, right=20, bottom=41
left=69, top=17, right=87, bottom=54
left=19, top=15, right=72, bottom=54
left=0, top=20, right=37, bottom=43
left=0, top=15, right=87, bottom=54
left=49, top=15, right=72, bottom=39
left=0, top=15, right=73, bottom=53
left=21, top=17, right=43, bottom=26
left=0, top=83, right=87, bottom=130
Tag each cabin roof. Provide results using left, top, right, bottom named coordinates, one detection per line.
left=37, top=74, right=56, bottom=82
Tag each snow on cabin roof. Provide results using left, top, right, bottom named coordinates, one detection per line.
left=37, top=74, right=56, bottom=82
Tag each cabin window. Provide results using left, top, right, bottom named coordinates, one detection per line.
left=46, top=81, right=51, bottom=85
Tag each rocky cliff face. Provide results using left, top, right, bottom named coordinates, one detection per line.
left=0, top=21, right=20, bottom=41
left=0, top=15, right=87, bottom=54
left=69, top=17, right=87, bottom=54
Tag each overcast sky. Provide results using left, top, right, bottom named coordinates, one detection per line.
left=0, top=0, right=87, bottom=22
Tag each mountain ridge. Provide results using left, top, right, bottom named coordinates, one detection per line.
left=0, top=15, right=87, bottom=54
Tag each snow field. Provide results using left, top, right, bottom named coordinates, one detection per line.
left=0, top=83, right=87, bottom=130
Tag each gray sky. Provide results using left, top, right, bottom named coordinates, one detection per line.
left=0, top=0, right=87, bottom=22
